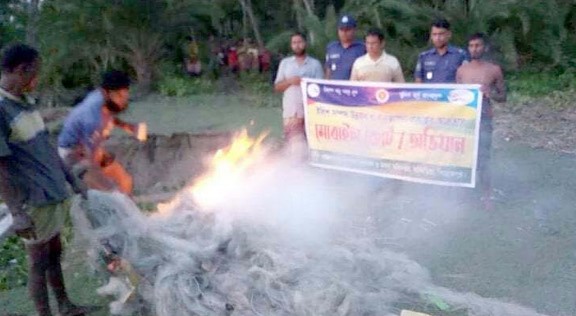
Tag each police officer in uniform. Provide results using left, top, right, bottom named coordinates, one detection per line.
left=414, top=19, right=469, bottom=83
left=325, top=14, right=366, bottom=80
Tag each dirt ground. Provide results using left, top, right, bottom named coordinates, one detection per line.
left=494, top=92, right=576, bottom=155
left=362, top=144, right=576, bottom=316
left=1, top=143, right=573, bottom=316
left=1, top=92, right=570, bottom=315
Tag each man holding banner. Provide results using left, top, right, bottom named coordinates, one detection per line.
left=274, top=32, right=323, bottom=147
left=457, top=33, right=506, bottom=209
left=350, top=28, right=405, bottom=83
left=414, top=19, right=469, bottom=83
left=325, top=14, right=366, bottom=80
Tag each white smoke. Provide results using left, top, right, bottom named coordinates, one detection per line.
left=71, top=147, right=548, bottom=316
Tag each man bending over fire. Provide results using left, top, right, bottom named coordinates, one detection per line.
left=58, top=70, right=146, bottom=195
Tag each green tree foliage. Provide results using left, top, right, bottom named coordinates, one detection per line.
left=0, top=0, right=26, bottom=47
left=265, top=0, right=576, bottom=73
left=342, top=0, right=576, bottom=71
left=265, top=4, right=338, bottom=61
left=36, top=0, right=220, bottom=95
left=2, top=0, right=575, bottom=97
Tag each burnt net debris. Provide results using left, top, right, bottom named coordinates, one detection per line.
left=71, top=183, right=546, bottom=316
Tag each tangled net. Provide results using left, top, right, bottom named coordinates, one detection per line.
left=71, top=187, right=546, bottom=316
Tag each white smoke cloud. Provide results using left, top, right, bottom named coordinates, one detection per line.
left=71, top=143, right=548, bottom=316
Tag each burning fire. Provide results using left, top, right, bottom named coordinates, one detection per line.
left=189, top=128, right=268, bottom=210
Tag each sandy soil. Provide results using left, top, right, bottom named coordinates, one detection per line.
left=494, top=92, right=576, bottom=155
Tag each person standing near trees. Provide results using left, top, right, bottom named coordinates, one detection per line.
left=325, top=14, right=366, bottom=80
left=414, top=19, right=469, bottom=83
left=184, top=35, right=202, bottom=77
left=350, top=28, right=405, bottom=82
left=274, top=32, right=323, bottom=148
left=456, top=33, right=506, bottom=210
left=227, top=42, right=240, bottom=76
left=0, top=43, right=91, bottom=316
left=258, top=46, right=271, bottom=73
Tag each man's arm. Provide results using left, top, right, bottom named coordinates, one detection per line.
left=349, top=61, right=359, bottom=81
left=113, top=117, right=137, bottom=135
left=59, top=157, right=87, bottom=198
left=455, top=66, right=463, bottom=84
left=0, top=122, right=23, bottom=216
left=0, top=158, right=35, bottom=239
left=491, top=66, right=507, bottom=103
left=414, top=54, right=423, bottom=83
left=274, top=77, right=300, bottom=92
left=393, top=61, right=405, bottom=83
left=273, top=60, right=298, bottom=92
left=0, top=159, right=24, bottom=215
left=324, top=49, right=332, bottom=79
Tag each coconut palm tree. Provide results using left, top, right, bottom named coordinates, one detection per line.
left=343, top=0, right=575, bottom=71
left=0, top=0, right=29, bottom=47
left=265, top=4, right=338, bottom=62
left=37, top=0, right=220, bottom=94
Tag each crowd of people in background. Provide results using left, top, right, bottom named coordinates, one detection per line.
left=184, top=35, right=273, bottom=78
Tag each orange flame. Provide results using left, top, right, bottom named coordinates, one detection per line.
left=189, top=128, right=268, bottom=210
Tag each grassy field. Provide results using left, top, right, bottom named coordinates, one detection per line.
left=122, top=92, right=283, bottom=137
left=1, top=85, right=575, bottom=316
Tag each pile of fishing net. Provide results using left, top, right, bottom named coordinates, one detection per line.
left=70, top=189, right=546, bottom=316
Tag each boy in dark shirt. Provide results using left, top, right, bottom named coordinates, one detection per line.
left=0, top=44, right=89, bottom=316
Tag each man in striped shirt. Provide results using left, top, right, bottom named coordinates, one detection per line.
left=0, top=44, right=90, bottom=316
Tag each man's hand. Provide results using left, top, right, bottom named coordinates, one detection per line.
left=135, top=122, right=147, bottom=142
left=69, top=161, right=89, bottom=199
left=130, top=123, right=139, bottom=135
left=480, top=84, right=491, bottom=99
left=12, top=211, right=36, bottom=240
left=289, top=76, right=301, bottom=86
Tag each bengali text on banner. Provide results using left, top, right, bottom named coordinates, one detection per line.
left=301, top=79, right=483, bottom=187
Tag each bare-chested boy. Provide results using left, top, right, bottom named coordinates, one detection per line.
left=456, top=33, right=506, bottom=210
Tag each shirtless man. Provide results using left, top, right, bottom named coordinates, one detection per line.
left=456, top=33, right=506, bottom=210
